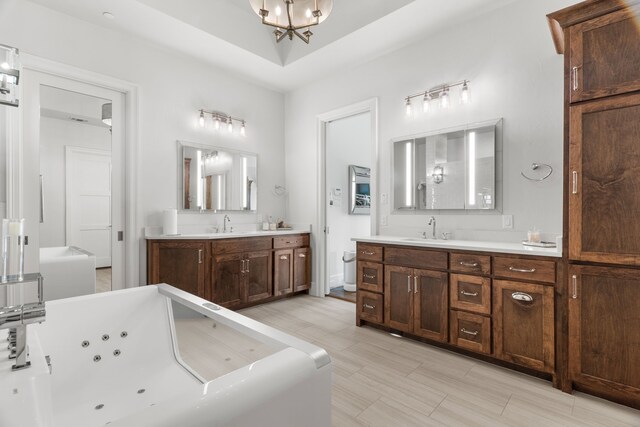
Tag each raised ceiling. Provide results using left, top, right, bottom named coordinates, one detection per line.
left=28, top=0, right=519, bottom=91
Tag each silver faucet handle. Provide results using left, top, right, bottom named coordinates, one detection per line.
left=441, top=232, right=452, bottom=240
left=421, top=231, right=427, bottom=239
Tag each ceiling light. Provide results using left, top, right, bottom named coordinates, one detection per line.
left=0, top=44, right=20, bottom=108
left=250, top=0, right=334, bottom=44
left=102, top=103, right=112, bottom=126
left=405, top=98, right=412, bottom=116
left=423, top=93, right=430, bottom=113
left=102, top=12, right=114, bottom=20
left=199, top=110, right=205, bottom=127
left=240, top=121, right=246, bottom=136
left=214, top=115, right=221, bottom=130
left=0, top=62, right=9, bottom=70
left=440, top=88, right=450, bottom=109
left=228, top=117, right=233, bottom=133
left=198, top=109, right=246, bottom=136
left=404, top=80, right=471, bottom=116
left=461, top=81, right=470, bottom=104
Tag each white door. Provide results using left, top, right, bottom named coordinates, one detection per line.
left=66, top=147, right=112, bottom=268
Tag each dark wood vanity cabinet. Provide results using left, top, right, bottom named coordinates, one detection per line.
left=274, top=249, right=293, bottom=296
left=293, top=247, right=311, bottom=292
left=147, top=240, right=208, bottom=299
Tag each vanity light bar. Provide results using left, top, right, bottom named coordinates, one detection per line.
left=405, top=80, right=470, bottom=116
left=198, top=109, right=246, bottom=136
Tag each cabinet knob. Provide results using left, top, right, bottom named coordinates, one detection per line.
left=511, top=292, right=533, bottom=302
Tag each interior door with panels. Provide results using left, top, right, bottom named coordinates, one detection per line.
left=569, top=93, right=640, bottom=265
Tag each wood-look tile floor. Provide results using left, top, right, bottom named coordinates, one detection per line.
left=96, top=267, right=111, bottom=293
left=238, top=295, right=640, bottom=427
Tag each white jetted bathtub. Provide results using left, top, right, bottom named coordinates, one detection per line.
left=39, top=246, right=96, bottom=301
left=0, top=285, right=332, bottom=426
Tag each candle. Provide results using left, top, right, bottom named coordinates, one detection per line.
left=527, top=229, right=541, bottom=243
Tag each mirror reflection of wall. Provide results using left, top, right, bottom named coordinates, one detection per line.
left=179, top=141, right=257, bottom=212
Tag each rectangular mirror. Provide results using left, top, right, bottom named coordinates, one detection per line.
left=393, top=119, right=501, bottom=211
left=178, top=141, right=257, bottom=212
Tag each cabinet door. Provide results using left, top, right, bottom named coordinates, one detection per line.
left=569, top=8, right=640, bottom=103
left=493, top=280, right=554, bottom=372
left=148, top=241, right=207, bottom=299
left=384, top=265, right=413, bottom=332
left=245, top=250, right=272, bottom=303
left=569, top=93, right=640, bottom=265
left=274, top=249, right=293, bottom=296
left=212, top=253, right=243, bottom=308
left=569, top=265, right=640, bottom=404
left=293, top=247, right=311, bottom=292
left=413, top=269, right=448, bottom=342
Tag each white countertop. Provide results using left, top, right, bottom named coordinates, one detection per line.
left=146, top=229, right=310, bottom=240
left=352, top=236, right=562, bottom=258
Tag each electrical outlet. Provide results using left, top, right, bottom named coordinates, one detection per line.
left=381, top=215, right=388, bottom=226
left=502, top=215, right=513, bottom=229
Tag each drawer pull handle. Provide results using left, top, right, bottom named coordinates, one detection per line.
left=512, top=292, right=533, bottom=302
left=363, top=274, right=376, bottom=279
left=414, top=275, right=418, bottom=294
left=572, top=274, right=578, bottom=299
left=572, top=171, right=578, bottom=195
left=363, top=304, right=375, bottom=310
left=509, top=266, right=536, bottom=273
left=362, top=251, right=376, bottom=256
left=572, top=66, right=579, bottom=91
left=241, top=259, right=246, bottom=273
left=198, top=249, right=203, bottom=264
left=460, top=290, right=479, bottom=297
left=460, top=328, right=479, bottom=337
left=298, top=253, right=306, bottom=258
left=459, top=261, right=479, bottom=268
left=407, top=275, right=411, bottom=293
left=280, top=255, right=288, bottom=260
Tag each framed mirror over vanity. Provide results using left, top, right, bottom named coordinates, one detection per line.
left=178, top=140, right=258, bottom=212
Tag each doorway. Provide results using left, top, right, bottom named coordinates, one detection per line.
left=316, top=98, right=378, bottom=299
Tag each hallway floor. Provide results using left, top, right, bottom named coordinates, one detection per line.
left=329, top=286, right=356, bottom=303
left=96, top=268, right=111, bottom=293
left=239, top=296, right=640, bottom=427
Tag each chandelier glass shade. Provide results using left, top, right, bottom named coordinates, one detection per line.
left=249, top=0, right=334, bottom=43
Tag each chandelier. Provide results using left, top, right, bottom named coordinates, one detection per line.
left=249, top=0, right=333, bottom=44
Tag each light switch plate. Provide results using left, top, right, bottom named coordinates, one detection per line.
left=502, top=215, right=513, bottom=229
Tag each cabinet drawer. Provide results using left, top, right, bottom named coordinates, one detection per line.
left=358, top=291, right=383, bottom=324
left=357, top=261, right=383, bottom=293
left=385, top=247, right=447, bottom=270
left=451, top=253, right=491, bottom=275
left=213, top=237, right=271, bottom=254
left=450, top=274, right=491, bottom=315
left=450, top=310, right=491, bottom=355
left=357, top=243, right=383, bottom=262
left=493, top=257, right=556, bottom=284
left=273, top=234, right=309, bottom=249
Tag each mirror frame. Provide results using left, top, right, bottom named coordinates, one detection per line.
left=177, top=140, right=258, bottom=213
left=390, top=118, right=503, bottom=214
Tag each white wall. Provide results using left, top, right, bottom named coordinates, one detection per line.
left=284, top=0, right=574, bottom=291
left=0, top=110, right=6, bottom=217
left=39, top=117, right=111, bottom=247
left=0, top=0, right=286, bottom=284
left=326, top=112, right=371, bottom=287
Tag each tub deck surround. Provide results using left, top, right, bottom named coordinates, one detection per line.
left=353, top=236, right=562, bottom=390
left=0, top=285, right=331, bottom=427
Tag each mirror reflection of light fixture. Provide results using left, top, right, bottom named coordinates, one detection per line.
left=403, top=79, right=471, bottom=116
left=432, top=165, right=444, bottom=184
left=249, top=0, right=334, bottom=44
left=101, top=103, right=112, bottom=126
left=197, top=108, right=246, bottom=137
left=0, top=44, right=20, bottom=108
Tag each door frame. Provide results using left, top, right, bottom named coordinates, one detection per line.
left=10, top=54, right=140, bottom=294
left=315, top=98, right=378, bottom=297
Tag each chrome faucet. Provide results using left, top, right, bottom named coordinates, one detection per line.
left=428, top=216, right=436, bottom=239
left=223, top=215, right=231, bottom=233
left=0, top=273, right=46, bottom=371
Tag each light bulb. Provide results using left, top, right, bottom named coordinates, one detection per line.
left=0, top=62, right=9, bottom=70
left=199, top=111, right=205, bottom=127
left=306, top=8, right=312, bottom=18
left=461, top=81, right=470, bottom=105
left=275, top=5, right=282, bottom=16
left=214, top=116, right=220, bottom=130
left=405, top=98, right=412, bottom=116
left=228, top=118, right=233, bottom=133
left=440, top=89, right=450, bottom=109
left=423, top=93, right=430, bottom=113
left=240, top=121, right=246, bottom=136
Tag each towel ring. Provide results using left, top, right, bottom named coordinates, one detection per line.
left=521, top=163, right=553, bottom=182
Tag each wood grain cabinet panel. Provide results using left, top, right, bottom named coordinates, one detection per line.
left=147, top=240, right=208, bottom=299
left=493, top=256, right=556, bottom=284
left=274, top=234, right=310, bottom=249
left=212, top=253, right=244, bottom=307
left=357, top=243, right=383, bottom=262
left=569, top=265, right=640, bottom=406
left=245, top=250, right=272, bottom=303
left=569, top=93, right=640, bottom=265
left=493, top=280, right=554, bottom=373
left=385, top=265, right=414, bottom=332
left=569, top=8, right=640, bottom=103
left=385, top=247, right=448, bottom=270
left=413, top=269, right=449, bottom=342
left=358, top=291, right=383, bottom=324
left=450, top=310, right=491, bottom=355
left=450, top=253, right=491, bottom=275
left=274, top=249, right=294, bottom=297
left=293, top=247, right=311, bottom=292
left=357, top=261, right=383, bottom=293
left=450, top=274, right=491, bottom=315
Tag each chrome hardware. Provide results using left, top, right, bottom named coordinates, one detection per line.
left=441, top=232, right=452, bottom=240
left=120, top=331, right=128, bottom=338
left=363, top=274, right=376, bottom=279
left=363, top=304, right=375, bottom=310
left=81, top=340, right=90, bottom=348
left=298, top=253, right=306, bottom=258
left=113, top=349, right=121, bottom=357
left=407, top=275, right=411, bottom=292
left=460, top=290, right=479, bottom=297
left=509, top=266, right=536, bottom=273
left=95, top=404, right=104, bottom=410
left=414, top=275, right=418, bottom=294
left=572, top=66, right=579, bottom=91
left=460, top=328, right=479, bottom=337
left=280, top=255, right=288, bottom=260
left=572, top=275, right=578, bottom=299
left=93, top=355, right=102, bottom=362
left=572, top=171, right=578, bottom=195
left=241, top=259, right=246, bottom=273
left=102, top=334, right=109, bottom=341
left=137, top=389, right=146, bottom=394
left=362, top=250, right=375, bottom=256
left=459, top=261, right=479, bottom=268
left=223, top=214, right=231, bottom=233
left=511, top=292, right=533, bottom=302
left=246, top=259, right=250, bottom=272
left=427, top=216, right=436, bottom=239
left=198, top=249, right=203, bottom=264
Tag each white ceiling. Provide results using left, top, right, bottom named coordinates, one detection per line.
left=28, top=0, right=520, bottom=92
